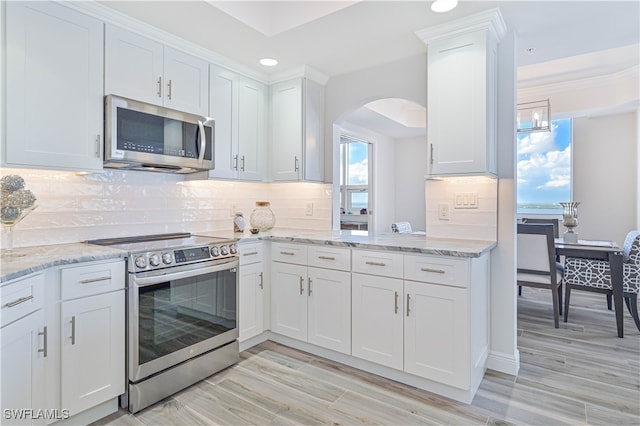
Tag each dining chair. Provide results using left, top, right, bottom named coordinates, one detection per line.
left=563, top=230, right=640, bottom=332
left=521, top=217, right=560, bottom=238
left=517, top=223, right=564, bottom=328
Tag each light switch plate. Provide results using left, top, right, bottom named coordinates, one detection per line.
left=454, top=192, right=478, bottom=209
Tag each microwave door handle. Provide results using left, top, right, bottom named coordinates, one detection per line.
left=197, top=120, right=206, bottom=161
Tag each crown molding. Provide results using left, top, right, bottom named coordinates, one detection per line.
left=415, top=8, right=507, bottom=45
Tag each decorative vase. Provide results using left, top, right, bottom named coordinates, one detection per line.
left=250, top=201, right=275, bottom=232
left=1, top=205, right=37, bottom=257
left=560, top=201, right=580, bottom=243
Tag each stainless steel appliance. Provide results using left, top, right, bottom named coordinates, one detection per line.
left=104, top=95, right=214, bottom=173
left=88, top=233, right=238, bottom=413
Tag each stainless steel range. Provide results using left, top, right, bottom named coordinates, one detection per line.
left=88, top=233, right=239, bottom=413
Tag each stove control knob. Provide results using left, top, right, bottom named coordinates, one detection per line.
left=149, top=254, right=161, bottom=267
left=162, top=253, right=172, bottom=264
left=134, top=256, right=147, bottom=269
left=210, top=246, right=220, bottom=257
left=229, top=244, right=238, bottom=254
left=220, top=245, right=229, bottom=256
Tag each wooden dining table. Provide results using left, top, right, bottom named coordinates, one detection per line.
left=555, top=239, right=625, bottom=337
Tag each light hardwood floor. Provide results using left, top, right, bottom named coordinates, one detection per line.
left=95, top=289, right=640, bottom=425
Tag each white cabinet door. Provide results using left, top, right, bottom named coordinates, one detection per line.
left=105, top=24, right=164, bottom=106
left=5, top=1, right=103, bottom=171
left=270, top=262, right=307, bottom=340
left=209, top=65, right=238, bottom=179
left=307, top=267, right=350, bottom=354
left=104, top=25, right=208, bottom=116
left=404, top=281, right=469, bottom=389
left=302, top=79, right=325, bottom=182
left=237, top=76, right=266, bottom=181
left=427, top=29, right=496, bottom=176
left=351, top=273, right=403, bottom=369
left=0, top=310, right=46, bottom=425
left=270, top=79, right=303, bottom=181
left=61, top=291, right=125, bottom=416
left=239, top=262, right=264, bottom=342
left=163, top=46, right=208, bottom=116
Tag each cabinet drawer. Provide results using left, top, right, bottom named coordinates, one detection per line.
left=239, top=242, right=263, bottom=265
left=352, top=250, right=403, bottom=278
left=271, top=242, right=307, bottom=265
left=307, top=245, right=350, bottom=271
left=1, top=273, right=45, bottom=327
left=404, top=254, right=469, bottom=287
left=61, top=260, right=125, bottom=300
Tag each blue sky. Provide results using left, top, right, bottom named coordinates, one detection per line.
left=517, top=118, right=572, bottom=207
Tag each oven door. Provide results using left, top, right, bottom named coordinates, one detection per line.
left=128, top=259, right=238, bottom=382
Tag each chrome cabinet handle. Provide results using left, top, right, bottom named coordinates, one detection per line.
left=79, top=276, right=111, bottom=284
left=366, top=261, right=386, bottom=267
left=280, top=251, right=295, bottom=256
left=157, top=76, right=162, bottom=97
left=197, top=120, right=206, bottom=161
left=95, top=135, right=101, bottom=158
left=258, top=272, right=263, bottom=289
left=308, top=277, right=312, bottom=296
left=167, top=79, right=173, bottom=100
left=294, top=156, right=299, bottom=172
left=421, top=268, right=445, bottom=274
left=394, top=291, right=399, bottom=314
left=318, top=256, right=335, bottom=261
left=241, top=155, right=245, bottom=171
left=430, top=144, right=434, bottom=165
left=243, top=251, right=258, bottom=256
left=4, top=295, right=33, bottom=308
left=38, top=326, right=48, bottom=358
left=299, top=276, right=304, bottom=295
left=406, top=294, right=411, bottom=317
left=233, top=154, right=238, bottom=171
left=70, top=316, right=76, bottom=345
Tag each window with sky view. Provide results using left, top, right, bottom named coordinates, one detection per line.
left=517, top=118, right=572, bottom=214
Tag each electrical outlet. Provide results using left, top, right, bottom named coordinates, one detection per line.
left=305, top=202, right=314, bottom=216
left=438, top=202, right=450, bottom=220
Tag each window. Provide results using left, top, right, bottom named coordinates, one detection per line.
left=340, top=137, right=370, bottom=213
left=517, top=118, right=572, bottom=214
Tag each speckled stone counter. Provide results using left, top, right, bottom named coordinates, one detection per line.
left=195, top=229, right=496, bottom=258
left=1, top=243, right=127, bottom=283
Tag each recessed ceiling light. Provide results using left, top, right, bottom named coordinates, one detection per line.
left=431, top=0, right=458, bottom=13
left=259, top=57, right=278, bottom=67
left=525, top=47, right=536, bottom=56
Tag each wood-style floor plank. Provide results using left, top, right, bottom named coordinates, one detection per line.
left=95, top=288, right=639, bottom=426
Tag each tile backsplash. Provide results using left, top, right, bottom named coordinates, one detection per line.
left=425, top=176, right=498, bottom=241
left=1, top=168, right=332, bottom=248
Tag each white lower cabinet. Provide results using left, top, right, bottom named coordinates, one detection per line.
left=271, top=243, right=351, bottom=354
left=351, top=273, right=403, bottom=369
left=239, top=242, right=265, bottom=342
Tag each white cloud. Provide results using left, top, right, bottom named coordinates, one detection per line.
left=348, top=159, right=368, bottom=184
left=517, top=122, right=560, bottom=156
left=517, top=145, right=571, bottom=190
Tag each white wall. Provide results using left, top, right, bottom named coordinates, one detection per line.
left=2, top=168, right=332, bottom=248
left=573, top=111, right=637, bottom=245
left=394, top=136, right=427, bottom=232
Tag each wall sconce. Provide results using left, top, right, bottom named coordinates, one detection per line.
left=517, top=99, right=551, bottom=133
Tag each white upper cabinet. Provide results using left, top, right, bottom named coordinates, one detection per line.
left=420, top=10, right=505, bottom=176
left=105, top=24, right=208, bottom=116
left=208, top=64, right=266, bottom=180
left=4, top=1, right=104, bottom=171
left=270, top=78, right=325, bottom=182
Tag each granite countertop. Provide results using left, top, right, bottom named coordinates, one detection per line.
left=2, top=230, right=496, bottom=284
left=197, top=229, right=497, bottom=258
left=1, top=243, right=127, bottom=284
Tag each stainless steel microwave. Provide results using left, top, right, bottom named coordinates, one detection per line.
left=104, top=95, right=214, bottom=173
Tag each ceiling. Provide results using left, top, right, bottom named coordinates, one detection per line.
left=99, top=0, right=639, bottom=139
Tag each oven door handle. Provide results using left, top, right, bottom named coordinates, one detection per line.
left=133, top=261, right=238, bottom=287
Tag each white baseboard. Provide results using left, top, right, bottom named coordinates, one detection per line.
left=486, top=349, right=520, bottom=376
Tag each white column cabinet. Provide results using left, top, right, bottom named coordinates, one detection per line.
left=423, top=12, right=505, bottom=176
left=105, top=24, right=208, bottom=116
left=4, top=1, right=104, bottom=172
left=239, top=242, right=265, bottom=341
left=208, top=65, right=266, bottom=180
left=270, top=78, right=325, bottom=182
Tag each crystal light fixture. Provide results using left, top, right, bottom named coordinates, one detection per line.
left=517, top=99, right=551, bottom=133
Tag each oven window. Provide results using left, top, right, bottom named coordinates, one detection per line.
left=137, top=269, right=236, bottom=365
